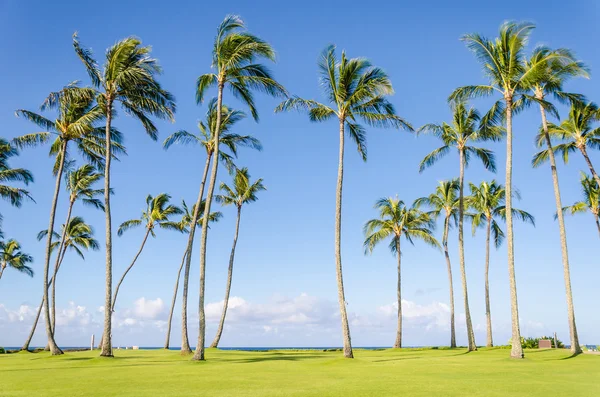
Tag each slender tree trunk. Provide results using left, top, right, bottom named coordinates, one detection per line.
left=579, top=146, right=600, bottom=189
left=595, top=214, right=600, bottom=240
left=164, top=251, right=187, bottom=349
left=334, top=118, right=353, bottom=358
left=505, top=97, right=523, bottom=359
left=210, top=205, right=242, bottom=348
left=442, top=216, right=456, bottom=348
left=484, top=217, right=493, bottom=348
left=539, top=103, right=581, bottom=355
left=458, top=148, right=476, bottom=351
left=101, top=99, right=114, bottom=357
left=394, top=238, right=402, bottom=348
left=42, top=141, right=67, bottom=356
left=193, top=82, right=225, bottom=361
left=181, top=154, right=211, bottom=355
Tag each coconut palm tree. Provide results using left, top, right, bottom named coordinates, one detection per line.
left=162, top=99, right=260, bottom=354
left=163, top=199, right=222, bottom=350
left=210, top=167, right=265, bottom=348
left=418, top=101, right=501, bottom=351
left=0, top=239, right=33, bottom=283
left=560, top=172, right=600, bottom=239
left=0, top=139, right=34, bottom=226
left=276, top=45, right=411, bottom=358
left=192, top=14, right=285, bottom=361
left=363, top=198, right=439, bottom=348
left=468, top=181, right=534, bottom=348
left=449, top=21, right=549, bottom=358
left=15, top=84, right=121, bottom=355
left=414, top=180, right=460, bottom=348
left=523, top=47, right=588, bottom=356
left=73, top=34, right=176, bottom=357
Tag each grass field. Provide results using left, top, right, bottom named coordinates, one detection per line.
left=1, top=348, right=598, bottom=396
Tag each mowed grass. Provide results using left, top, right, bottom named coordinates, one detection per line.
left=1, top=348, right=598, bottom=396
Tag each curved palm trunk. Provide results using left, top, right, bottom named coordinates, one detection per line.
left=442, top=216, right=456, bottom=348
left=595, top=214, right=600, bottom=240
left=484, top=217, right=493, bottom=347
left=181, top=154, right=211, bottom=354
left=394, top=239, right=402, bottom=348
left=579, top=146, right=600, bottom=189
left=42, top=140, right=67, bottom=356
left=210, top=205, right=242, bottom=348
left=458, top=149, right=476, bottom=351
left=101, top=100, right=114, bottom=357
left=505, top=98, right=523, bottom=359
left=335, top=119, right=353, bottom=358
left=193, top=82, right=225, bottom=361
left=164, top=251, right=187, bottom=349
left=539, top=104, right=581, bottom=355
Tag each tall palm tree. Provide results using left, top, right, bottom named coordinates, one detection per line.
left=468, top=181, right=534, bottom=348
left=363, top=198, right=439, bottom=348
left=163, top=99, right=260, bottom=354
left=0, top=139, right=34, bottom=226
left=73, top=34, right=176, bottom=357
left=418, top=102, right=500, bottom=351
left=210, top=167, right=265, bottom=348
left=277, top=45, right=411, bottom=358
left=560, top=172, right=600, bottom=239
left=524, top=47, right=588, bottom=355
left=0, top=239, right=33, bottom=283
left=192, top=14, right=285, bottom=361
left=449, top=21, right=549, bottom=358
left=163, top=199, right=222, bottom=350
left=414, top=180, right=460, bottom=348
left=15, top=84, right=119, bottom=355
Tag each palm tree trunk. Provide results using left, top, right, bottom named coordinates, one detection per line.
left=181, top=153, right=211, bottom=355
left=42, top=140, right=67, bottom=356
left=210, top=205, right=242, bottom=348
left=595, top=214, right=600, bottom=240
left=335, top=118, right=353, bottom=359
left=539, top=104, right=581, bottom=355
left=579, top=146, right=600, bottom=190
left=505, top=97, right=523, bottom=359
left=484, top=217, right=493, bottom=348
left=442, top=216, right=456, bottom=348
left=458, top=148, right=476, bottom=351
left=101, top=99, right=114, bottom=357
left=394, top=238, right=402, bottom=348
left=164, top=250, right=187, bottom=349
left=193, top=82, right=225, bottom=361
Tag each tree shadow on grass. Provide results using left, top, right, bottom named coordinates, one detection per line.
left=223, top=353, right=327, bottom=364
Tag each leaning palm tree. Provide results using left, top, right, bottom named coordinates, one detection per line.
left=276, top=45, right=412, bottom=358
left=163, top=98, right=260, bottom=354
left=523, top=47, right=588, bottom=355
left=418, top=101, right=501, bottom=351
left=449, top=21, right=547, bottom=358
left=192, top=14, right=285, bottom=361
left=73, top=34, right=176, bottom=357
left=468, top=181, right=534, bottom=348
left=0, top=139, right=34, bottom=224
left=364, top=198, right=439, bottom=348
left=163, top=199, right=222, bottom=350
left=414, top=180, right=460, bottom=348
left=210, top=167, right=265, bottom=348
left=0, top=239, right=33, bottom=283
left=560, top=172, right=600, bottom=238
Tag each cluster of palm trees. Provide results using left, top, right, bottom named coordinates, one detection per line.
left=2, top=16, right=598, bottom=361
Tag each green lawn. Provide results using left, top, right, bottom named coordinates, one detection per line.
left=1, top=348, right=598, bottom=396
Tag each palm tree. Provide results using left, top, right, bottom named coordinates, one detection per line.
left=15, top=84, right=119, bottom=355
left=414, top=180, right=460, bottom=348
left=468, top=181, right=534, bottom=348
left=276, top=45, right=411, bottom=358
left=524, top=47, right=588, bottom=356
left=364, top=198, right=439, bottom=348
left=0, top=239, right=33, bottom=283
left=163, top=98, right=260, bottom=354
left=210, top=167, right=265, bottom=348
left=560, top=172, right=600, bottom=239
left=418, top=101, right=500, bottom=351
left=449, top=21, right=548, bottom=358
left=192, top=14, right=285, bottom=361
left=0, top=139, right=34, bottom=226
left=163, top=199, right=222, bottom=350
left=73, top=34, right=176, bottom=357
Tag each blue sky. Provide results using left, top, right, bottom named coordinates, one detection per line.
left=1, top=0, right=599, bottom=348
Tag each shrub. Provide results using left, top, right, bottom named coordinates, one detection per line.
left=0, top=347, right=5, bottom=354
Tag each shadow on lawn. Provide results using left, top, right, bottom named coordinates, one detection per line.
left=223, top=353, right=327, bottom=364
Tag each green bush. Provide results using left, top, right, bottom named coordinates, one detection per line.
left=0, top=347, right=5, bottom=354
left=515, top=336, right=564, bottom=349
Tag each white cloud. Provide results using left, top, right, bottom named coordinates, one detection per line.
left=132, top=297, right=165, bottom=320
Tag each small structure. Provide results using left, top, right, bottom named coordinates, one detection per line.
left=132, top=346, right=139, bottom=350
left=538, top=339, right=552, bottom=349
